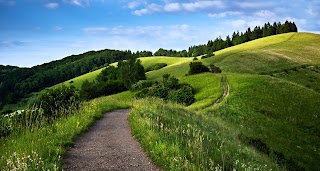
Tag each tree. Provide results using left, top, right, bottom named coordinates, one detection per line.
left=118, top=57, right=146, bottom=89
left=188, top=62, right=210, bottom=75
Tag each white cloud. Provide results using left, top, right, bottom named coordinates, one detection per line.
left=237, top=2, right=272, bottom=8
left=164, top=3, right=180, bottom=12
left=133, top=3, right=161, bottom=16
left=182, top=1, right=225, bottom=12
left=83, top=27, right=109, bottom=33
left=45, top=2, right=59, bottom=9
left=81, top=24, right=214, bottom=51
left=63, top=0, right=89, bottom=7
left=306, top=8, right=318, bottom=17
left=133, top=8, right=149, bottom=16
left=255, top=10, right=275, bottom=18
left=229, top=20, right=247, bottom=28
left=132, top=0, right=225, bottom=15
left=208, top=11, right=242, bottom=18
left=53, top=26, right=63, bottom=31
left=128, top=1, right=144, bottom=9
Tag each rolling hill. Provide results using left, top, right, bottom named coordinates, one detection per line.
left=2, top=32, right=319, bottom=170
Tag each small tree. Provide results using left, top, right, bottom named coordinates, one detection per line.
left=118, top=57, right=146, bottom=89
left=209, top=64, right=222, bottom=73
left=188, top=62, right=210, bottom=75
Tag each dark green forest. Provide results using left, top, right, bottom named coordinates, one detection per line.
left=0, top=21, right=297, bottom=111
left=0, top=50, right=152, bottom=110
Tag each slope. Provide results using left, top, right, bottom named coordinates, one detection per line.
left=129, top=32, right=320, bottom=170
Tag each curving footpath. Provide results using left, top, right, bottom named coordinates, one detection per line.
left=63, top=109, right=160, bottom=171
left=212, top=76, right=230, bottom=107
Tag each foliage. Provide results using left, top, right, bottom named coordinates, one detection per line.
left=145, top=63, right=168, bottom=72
left=0, top=108, right=46, bottom=139
left=0, top=91, right=133, bottom=170
left=131, top=80, right=155, bottom=91
left=0, top=49, right=134, bottom=109
left=168, top=85, right=195, bottom=105
left=79, top=57, right=145, bottom=100
left=40, top=85, right=80, bottom=119
left=188, top=62, right=210, bottom=75
left=118, top=58, right=146, bottom=89
left=135, top=74, right=195, bottom=105
left=154, top=48, right=188, bottom=57
left=209, top=64, right=222, bottom=73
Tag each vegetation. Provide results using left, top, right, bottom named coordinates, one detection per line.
left=188, top=21, right=298, bottom=57
left=188, top=62, right=210, bottom=75
left=134, top=74, right=195, bottom=105
left=1, top=22, right=319, bottom=171
left=0, top=91, right=133, bottom=170
left=40, top=85, right=80, bottom=119
left=129, top=98, right=281, bottom=170
left=79, top=57, right=146, bottom=100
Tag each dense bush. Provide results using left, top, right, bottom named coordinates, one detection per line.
left=209, top=64, right=222, bottom=73
left=145, top=63, right=168, bottom=72
left=131, top=80, right=155, bottom=91
left=40, top=85, right=80, bottom=119
left=168, top=85, right=195, bottom=105
left=135, top=74, right=195, bottom=105
left=80, top=80, right=127, bottom=100
left=188, top=62, right=210, bottom=75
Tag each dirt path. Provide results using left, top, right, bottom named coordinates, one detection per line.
left=212, top=76, right=230, bottom=107
left=63, top=109, right=160, bottom=171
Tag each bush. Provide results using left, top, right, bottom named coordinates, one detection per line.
left=193, top=57, right=198, bottom=61
left=168, top=85, right=195, bottom=105
left=188, top=62, right=210, bottom=75
left=131, top=80, right=155, bottom=91
left=40, top=85, right=80, bottom=119
left=201, top=55, right=208, bottom=59
left=80, top=80, right=127, bottom=100
left=145, top=63, right=168, bottom=72
left=209, top=64, right=222, bottom=73
left=134, top=74, right=195, bottom=105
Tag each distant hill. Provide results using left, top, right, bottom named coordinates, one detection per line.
left=0, top=49, right=134, bottom=109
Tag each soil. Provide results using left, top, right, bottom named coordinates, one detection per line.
left=63, top=109, right=160, bottom=171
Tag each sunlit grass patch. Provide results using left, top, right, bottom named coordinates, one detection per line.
left=129, top=98, right=281, bottom=171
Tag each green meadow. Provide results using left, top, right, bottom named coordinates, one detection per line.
left=1, top=32, right=320, bottom=170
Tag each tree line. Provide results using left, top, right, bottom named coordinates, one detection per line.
left=154, top=21, right=297, bottom=57
left=0, top=49, right=152, bottom=110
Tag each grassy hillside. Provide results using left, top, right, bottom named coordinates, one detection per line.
left=2, top=32, right=319, bottom=170
left=128, top=33, right=320, bottom=170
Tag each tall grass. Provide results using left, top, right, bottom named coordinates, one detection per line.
left=0, top=91, right=133, bottom=170
left=129, top=98, right=281, bottom=171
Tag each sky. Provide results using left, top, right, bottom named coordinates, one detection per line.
left=0, top=0, right=319, bottom=67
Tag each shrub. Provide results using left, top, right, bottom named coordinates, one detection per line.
left=193, top=57, right=198, bottom=61
left=40, top=85, right=80, bottom=119
left=145, top=63, right=168, bottom=72
left=201, top=55, right=208, bottom=59
left=134, top=74, right=195, bottom=105
left=209, top=64, right=222, bottom=73
left=168, top=85, right=195, bottom=105
left=102, top=80, right=127, bottom=95
left=79, top=80, right=102, bottom=100
left=131, top=80, right=155, bottom=91
left=188, top=62, right=210, bottom=75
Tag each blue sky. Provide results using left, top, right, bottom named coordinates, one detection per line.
left=0, top=0, right=319, bottom=67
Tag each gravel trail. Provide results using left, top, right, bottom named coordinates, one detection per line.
left=63, top=109, right=159, bottom=171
